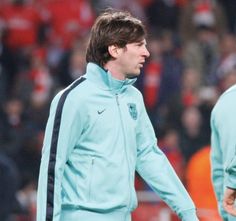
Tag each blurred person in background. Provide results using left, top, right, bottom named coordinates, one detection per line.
left=0, top=16, right=17, bottom=103
left=141, top=30, right=183, bottom=134
left=179, top=105, right=208, bottom=162
left=57, top=40, right=87, bottom=87
left=40, top=0, right=95, bottom=76
left=27, top=47, right=53, bottom=108
left=0, top=0, right=44, bottom=71
left=0, top=0, right=47, bottom=92
left=179, top=0, right=227, bottom=42
left=0, top=0, right=44, bottom=51
left=157, top=30, right=183, bottom=113
left=10, top=46, right=53, bottom=133
left=182, top=24, right=219, bottom=85
left=180, top=68, right=218, bottom=143
left=180, top=0, right=227, bottom=85
left=216, top=53, right=236, bottom=93
left=43, top=0, right=95, bottom=50
left=141, top=34, right=163, bottom=123
left=37, top=9, right=199, bottom=221
left=0, top=152, right=20, bottom=221
left=158, top=128, right=185, bottom=181
left=181, top=68, right=202, bottom=107
left=209, top=33, right=236, bottom=85
left=197, top=85, right=219, bottom=142
left=0, top=97, right=26, bottom=159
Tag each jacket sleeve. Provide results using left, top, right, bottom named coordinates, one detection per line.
left=210, top=111, right=225, bottom=217
left=211, top=91, right=236, bottom=190
left=135, top=95, right=198, bottom=221
left=36, top=92, right=85, bottom=221
left=210, top=91, right=236, bottom=219
left=221, top=97, right=236, bottom=190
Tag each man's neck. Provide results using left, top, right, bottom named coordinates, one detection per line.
left=103, top=62, right=125, bottom=80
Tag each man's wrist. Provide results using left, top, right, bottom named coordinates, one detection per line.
left=225, top=173, right=236, bottom=189
left=226, top=186, right=236, bottom=191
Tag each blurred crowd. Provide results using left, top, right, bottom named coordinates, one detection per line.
left=0, top=0, right=236, bottom=220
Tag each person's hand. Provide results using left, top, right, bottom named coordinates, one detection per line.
left=223, top=187, right=236, bottom=216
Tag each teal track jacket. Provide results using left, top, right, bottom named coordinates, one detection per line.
left=37, top=62, right=198, bottom=221
left=211, top=84, right=236, bottom=220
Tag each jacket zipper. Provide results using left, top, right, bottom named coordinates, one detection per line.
left=88, top=157, right=95, bottom=200
left=115, top=93, right=132, bottom=210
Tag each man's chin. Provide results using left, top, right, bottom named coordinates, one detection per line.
left=126, top=72, right=140, bottom=79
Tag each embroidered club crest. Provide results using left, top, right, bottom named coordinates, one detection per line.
left=127, top=103, right=137, bottom=120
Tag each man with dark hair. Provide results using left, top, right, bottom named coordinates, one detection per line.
left=37, top=9, right=199, bottom=221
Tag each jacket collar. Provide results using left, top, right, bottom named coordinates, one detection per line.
left=85, top=62, right=136, bottom=93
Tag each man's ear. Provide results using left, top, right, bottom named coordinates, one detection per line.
left=108, top=45, right=121, bottom=58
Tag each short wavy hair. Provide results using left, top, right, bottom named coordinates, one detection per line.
left=86, top=9, right=146, bottom=67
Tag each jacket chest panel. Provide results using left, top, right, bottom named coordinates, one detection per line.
left=79, top=94, right=138, bottom=154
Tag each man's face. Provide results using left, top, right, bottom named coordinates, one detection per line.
left=117, top=39, right=150, bottom=78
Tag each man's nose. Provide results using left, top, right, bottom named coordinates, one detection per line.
left=144, top=47, right=150, bottom=58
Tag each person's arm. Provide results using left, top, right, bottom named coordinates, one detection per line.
left=36, top=90, right=84, bottom=221
left=135, top=95, right=199, bottom=221
left=210, top=114, right=226, bottom=218
left=211, top=89, right=236, bottom=218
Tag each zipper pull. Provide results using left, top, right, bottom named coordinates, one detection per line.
left=116, top=94, right=120, bottom=106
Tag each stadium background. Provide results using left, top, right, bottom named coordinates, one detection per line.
left=0, top=0, right=236, bottom=220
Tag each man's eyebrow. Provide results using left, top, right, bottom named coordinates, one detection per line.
left=135, top=40, right=146, bottom=45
